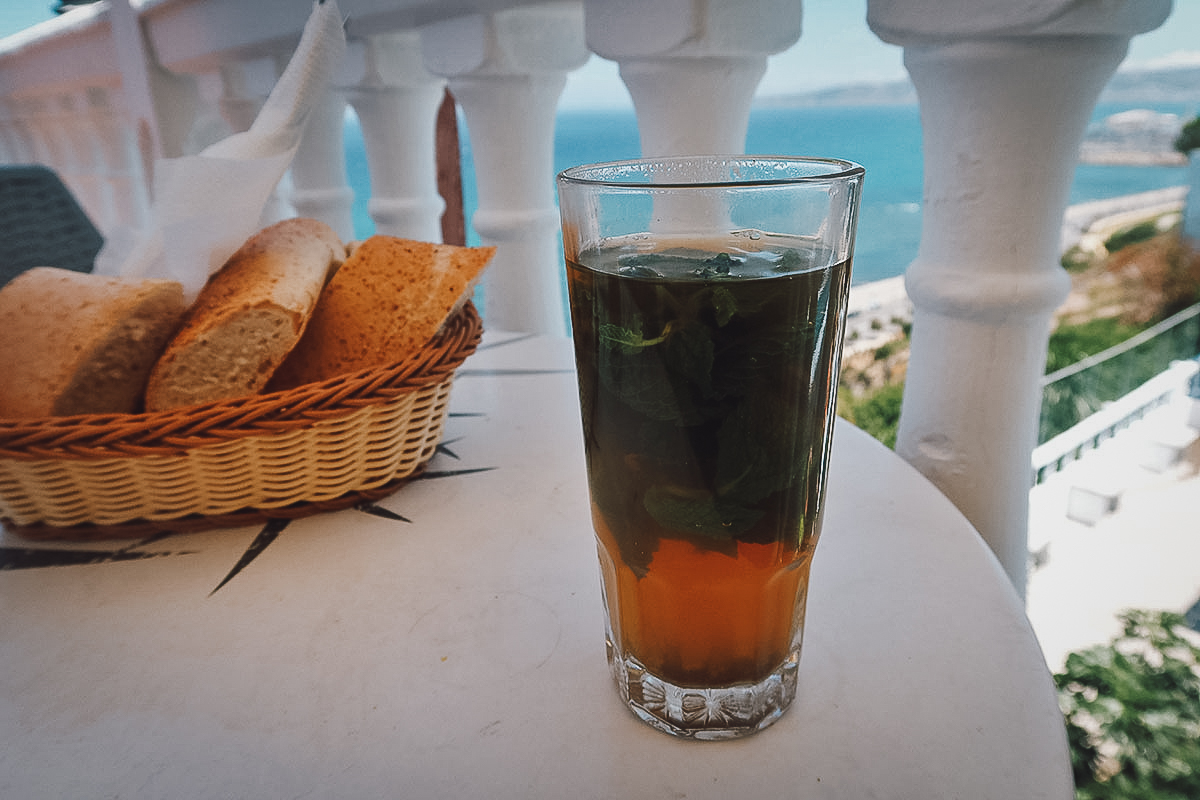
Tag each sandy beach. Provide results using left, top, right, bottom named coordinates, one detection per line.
left=1060, top=185, right=1187, bottom=252
left=846, top=275, right=910, bottom=355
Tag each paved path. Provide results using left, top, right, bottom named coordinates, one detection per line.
left=1025, top=401, right=1200, bottom=671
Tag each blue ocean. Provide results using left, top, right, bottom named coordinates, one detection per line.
left=345, top=101, right=1193, bottom=286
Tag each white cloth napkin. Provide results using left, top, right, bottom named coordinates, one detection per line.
left=101, top=0, right=346, bottom=301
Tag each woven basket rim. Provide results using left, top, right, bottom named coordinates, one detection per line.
left=3, top=473, right=416, bottom=541
left=0, top=301, right=483, bottom=460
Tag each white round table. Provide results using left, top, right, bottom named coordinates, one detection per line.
left=0, top=331, right=1073, bottom=799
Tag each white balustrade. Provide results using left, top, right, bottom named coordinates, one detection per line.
left=421, top=2, right=589, bottom=336
left=50, top=91, right=104, bottom=223
left=213, top=58, right=298, bottom=228
left=0, top=98, right=17, bottom=161
left=0, top=5, right=158, bottom=240
left=215, top=60, right=269, bottom=137
left=583, top=0, right=801, bottom=157
left=84, top=86, right=153, bottom=238
left=343, top=32, right=447, bottom=242
left=868, top=0, right=1172, bottom=597
left=17, top=95, right=59, bottom=175
left=0, top=0, right=1179, bottom=599
left=108, top=0, right=168, bottom=163
left=288, top=84, right=354, bottom=239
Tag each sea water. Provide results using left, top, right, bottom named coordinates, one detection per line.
left=344, top=101, right=1193, bottom=287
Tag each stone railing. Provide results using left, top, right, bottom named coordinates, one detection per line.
left=0, top=0, right=1177, bottom=598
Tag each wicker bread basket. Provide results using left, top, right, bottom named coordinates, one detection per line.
left=0, top=302, right=483, bottom=541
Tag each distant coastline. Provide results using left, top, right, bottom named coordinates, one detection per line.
left=750, top=67, right=1197, bottom=172
left=756, top=64, right=1200, bottom=109
left=756, top=81, right=916, bottom=108
left=1079, top=149, right=1187, bottom=167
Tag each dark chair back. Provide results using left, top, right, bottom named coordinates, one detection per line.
left=0, top=164, right=103, bottom=289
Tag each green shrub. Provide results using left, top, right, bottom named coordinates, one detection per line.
left=840, top=381, right=904, bottom=448
left=1174, top=115, right=1200, bottom=155
left=872, top=339, right=902, bottom=360
left=1061, top=244, right=1095, bottom=273
left=1055, top=610, right=1200, bottom=800
left=1045, top=317, right=1144, bottom=374
left=1104, top=220, right=1162, bottom=253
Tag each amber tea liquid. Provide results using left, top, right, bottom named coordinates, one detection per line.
left=567, top=233, right=851, bottom=738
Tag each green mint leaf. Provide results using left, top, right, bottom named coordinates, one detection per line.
left=712, top=286, right=738, bottom=326
left=599, top=317, right=671, bottom=354
left=705, top=252, right=736, bottom=275
left=643, top=485, right=763, bottom=540
left=774, top=248, right=810, bottom=272
left=716, top=393, right=804, bottom=505
left=598, top=343, right=684, bottom=423
left=663, top=319, right=715, bottom=403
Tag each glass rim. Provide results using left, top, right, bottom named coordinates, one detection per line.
left=557, top=154, right=865, bottom=189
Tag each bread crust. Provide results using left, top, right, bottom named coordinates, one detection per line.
left=269, top=236, right=493, bottom=389
left=0, top=268, right=187, bottom=418
left=144, top=217, right=345, bottom=411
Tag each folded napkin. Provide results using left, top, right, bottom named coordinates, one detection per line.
left=100, top=0, right=346, bottom=301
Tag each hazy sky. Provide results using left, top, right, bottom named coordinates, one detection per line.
left=2, top=0, right=1198, bottom=110
left=560, top=0, right=1200, bottom=108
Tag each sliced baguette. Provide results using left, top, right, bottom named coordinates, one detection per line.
left=144, top=217, right=345, bottom=411
left=269, top=236, right=494, bottom=390
left=0, top=268, right=187, bottom=418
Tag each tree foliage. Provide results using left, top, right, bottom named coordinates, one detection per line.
left=1174, top=116, right=1200, bottom=155
left=1055, top=610, right=1200, bottom=800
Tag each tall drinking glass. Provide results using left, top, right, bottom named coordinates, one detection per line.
left=557, top=156, right=864, bottom=739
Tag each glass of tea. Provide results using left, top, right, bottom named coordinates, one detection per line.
left=556, top=156, right=864, bottom=739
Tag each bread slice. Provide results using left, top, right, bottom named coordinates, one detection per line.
left=268, top=236, right=494, bottom=389
left=143, top=217, right=345, bottom=411
left=0, top=268, right=188, bottom=418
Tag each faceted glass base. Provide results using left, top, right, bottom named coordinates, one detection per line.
left=607, top=642, right=800, bottom=740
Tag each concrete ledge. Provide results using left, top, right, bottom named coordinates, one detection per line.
left=1139, top=424, right=1200, bottom=472
left=1186, top=396, right=1200, bottom=430
left=1066, top=480, right=1121, bottom=526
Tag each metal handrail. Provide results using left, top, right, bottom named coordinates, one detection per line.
left=1032, top=353, right=1200, bottom=484
left=1041, top=302, right=1200, bottom=387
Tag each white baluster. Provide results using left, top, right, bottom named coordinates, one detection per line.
left=108, top=0, right=167, bottom=164
left=422, top=2, right=589, bottom=336
left=867, top=0, right=1172, bottom=597
left=0, top=98, right=30, bottom=163
left=38, top=94, right=74, bottom=175
left=85, top=86, right=152, bottom=236
left=344, top=32, right=446, bottom=242
left=216, top=58, right=298, bottom=227
left=66, top=88, right=120, bottom=234
left=583, top=0, right=802, bottom=156
left=50, top=91, right=105, bottom=225
left=288, top=83, right=355, bottom=239
left=1183, top=155, right=1200, bottom=246
left=24, top=91, right=105, bottom=223
left=216, top=60, right=268, bottom=137
left=13, top=96, right=54, bottom=166
left=30, top=95, right=67, bottom=172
